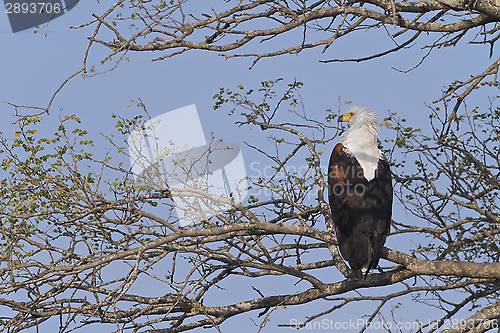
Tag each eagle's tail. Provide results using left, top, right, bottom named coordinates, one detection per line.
left=362, top=237, right=376, bottom=280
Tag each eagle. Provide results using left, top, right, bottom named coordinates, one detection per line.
left=328, top=106, right=392, bottom=281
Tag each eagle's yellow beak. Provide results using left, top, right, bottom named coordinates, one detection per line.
left=338, top=111, right=354, bottom=122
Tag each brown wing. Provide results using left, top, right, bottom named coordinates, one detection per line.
left=366, top=155, right=392, bottom=272
left=328, top=143, right=392, bottom=280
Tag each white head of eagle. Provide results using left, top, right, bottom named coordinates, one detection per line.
left=328, top=106, right=393, bottom=281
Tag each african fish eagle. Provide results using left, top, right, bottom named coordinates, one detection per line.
left=328, top=106, right=393, bottom=281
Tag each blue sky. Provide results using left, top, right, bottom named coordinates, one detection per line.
left=0, top=1, right=497, bottom=332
